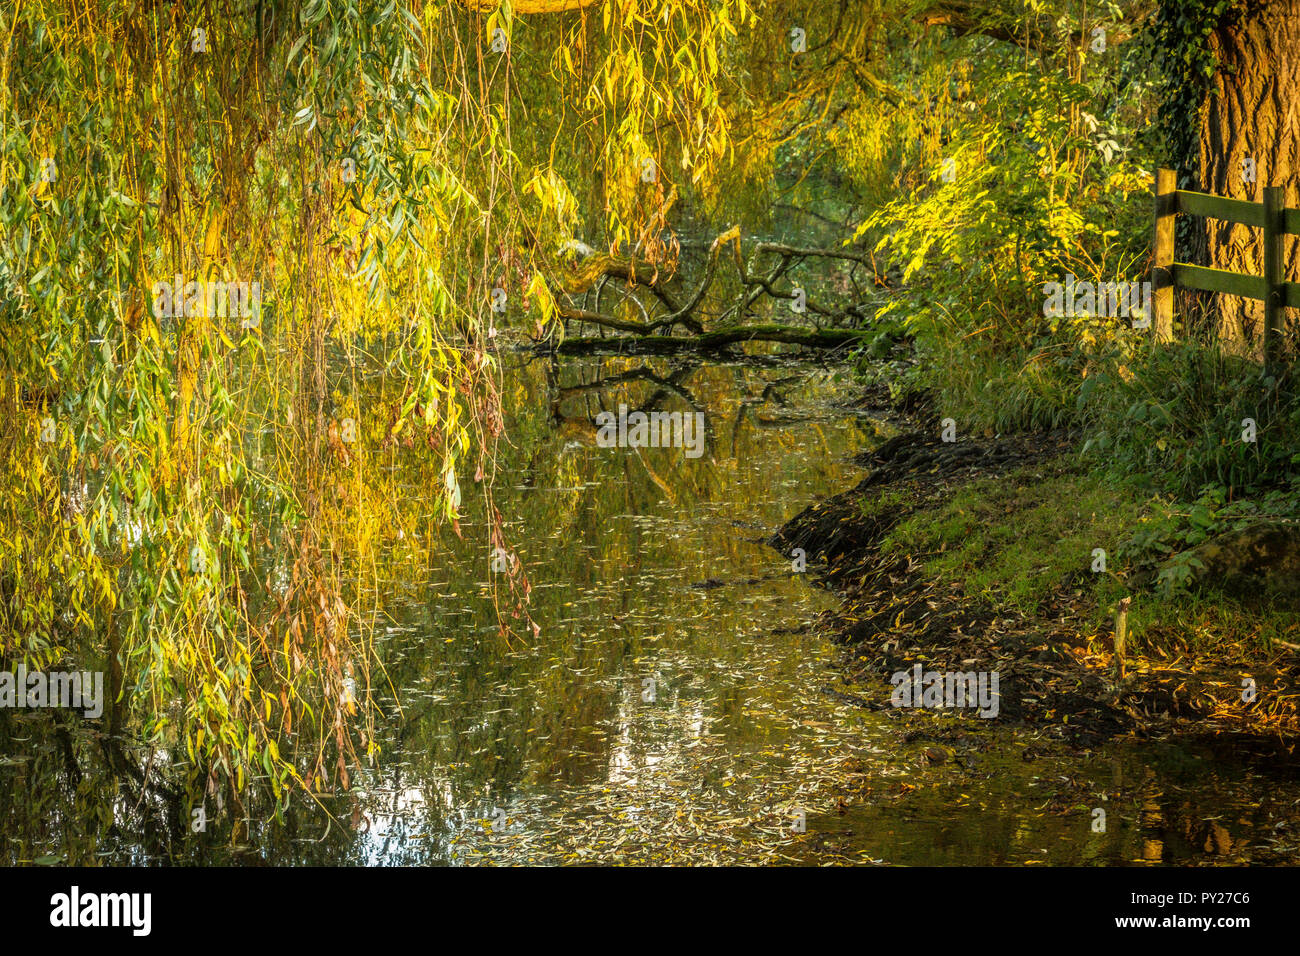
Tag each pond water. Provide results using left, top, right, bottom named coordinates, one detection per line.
left=3, top=350, right=1298, bottom=865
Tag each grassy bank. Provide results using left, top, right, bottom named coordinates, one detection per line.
left=875, top=454, right=1300, bottom=664
left=817, top=0, right=1300, bottom=670
left=774, top=389, right=1300, bottom=743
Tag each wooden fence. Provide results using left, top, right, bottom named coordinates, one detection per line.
left=1152, top=167, right=1299, bottom=373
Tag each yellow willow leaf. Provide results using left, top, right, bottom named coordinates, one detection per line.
left=460, top=0, right=597, bottom=10
left=202, top=208, right=225, bottom=260
left=528, top=272, right=555, bottom=324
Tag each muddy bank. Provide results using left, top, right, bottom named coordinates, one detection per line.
left=772, top=390, right=1300, bottom=759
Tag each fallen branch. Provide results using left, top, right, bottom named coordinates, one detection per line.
left=657, top=225, right=738, bottom=331
left=547, top=324, right=870, bottom=355
left=545, top=227, right=888, bottom=346
left=560, top=254, right=684, bottom=314
left=558, top=305, right=700, bottom=336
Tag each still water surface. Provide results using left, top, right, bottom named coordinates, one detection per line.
left=4, top=352, right=1298, bottom=865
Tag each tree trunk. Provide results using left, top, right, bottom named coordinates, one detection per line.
left=1193, top=0, right=1300, bottom=355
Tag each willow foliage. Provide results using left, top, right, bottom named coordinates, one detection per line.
left=0, top=0, right=752, bottom=804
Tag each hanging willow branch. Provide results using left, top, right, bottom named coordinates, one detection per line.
left=459, top=0, right=600, bottom=11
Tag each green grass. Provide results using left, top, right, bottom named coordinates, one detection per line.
left=1117, top=591, right=1300, bottom=659
left=929, top=343, right=1079, bottom=433
left=878, top=460, right=1146, bottom=615
left=859, top=486, right=909, bottom=520
left=870, top=458, right=1300, bottom=656
left=859, top=328, right=1083, bottom=434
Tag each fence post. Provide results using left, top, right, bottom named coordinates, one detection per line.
left=1262, top=185, right=1283, bottom=377
left=1152, top=168, right=1176, bottom=343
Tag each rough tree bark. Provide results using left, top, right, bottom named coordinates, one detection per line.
left=1193, top=0, right=1300, bottom=353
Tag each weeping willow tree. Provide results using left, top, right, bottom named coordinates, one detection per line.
left=0, top=0, right=752, bottom=810
left=3, top=0, right=1166, bottom=817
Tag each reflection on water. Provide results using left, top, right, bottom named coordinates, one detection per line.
left=348, top=353, right=894, bottom=865
left=4, top=352, right=1299, bottom=865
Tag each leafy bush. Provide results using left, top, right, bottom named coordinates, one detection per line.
left=839, top=25, right=1155, bottom=433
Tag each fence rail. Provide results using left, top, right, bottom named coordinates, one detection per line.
left=1152, top=167, right=1299, bottom=373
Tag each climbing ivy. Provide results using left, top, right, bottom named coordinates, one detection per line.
left=1143, top=0, right=1246, bottom=183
